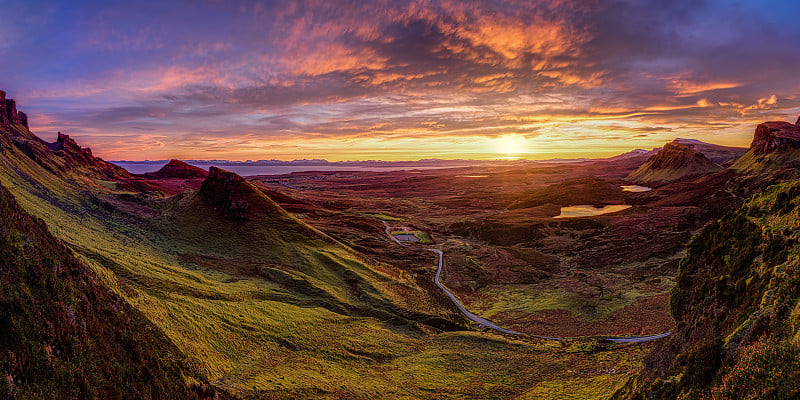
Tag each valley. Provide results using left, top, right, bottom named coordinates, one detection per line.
left=252, top=159, right=708, bottom=339
left=2, top=89, right=799, bottom=399
left=0, top=93, right=653, bottom=398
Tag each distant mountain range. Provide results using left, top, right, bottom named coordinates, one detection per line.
left=113, top=158, right=480, bottom=166
left=110, top=141, right=740, bottom=168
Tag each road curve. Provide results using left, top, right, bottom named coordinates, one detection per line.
left=605, top=332, right=672, bottom=343
left=381, top=220, right=671, bottom=342
left=383, top=221, right=521, bottom=334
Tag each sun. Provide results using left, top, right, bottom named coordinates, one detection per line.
left=495, top=134, right=527, bottom=155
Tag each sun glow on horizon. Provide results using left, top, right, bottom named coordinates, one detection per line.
left=495, top=134, right=528, bottom=155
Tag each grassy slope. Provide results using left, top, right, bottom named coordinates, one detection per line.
left=0, top=136, right=423, bottom=392
left=0, top=182, right=209, bottom=399
left=616, top=180, right=800, bottom=399
left=1, top=123, right=648, bottom=399
left=625, top=162, right=721, bottom=184
left=730, top=147, right=800, bottom=176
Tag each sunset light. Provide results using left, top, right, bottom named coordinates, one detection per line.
left=3, top=1, right=800, bottom=398
left=1, top=0, right=799, bottom=161
left=495, top=135, right=528, bottom=155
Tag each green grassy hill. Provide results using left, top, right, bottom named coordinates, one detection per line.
left=0, top=182, right=212, bottom=399
left=0, top=121, right=452, bottom=396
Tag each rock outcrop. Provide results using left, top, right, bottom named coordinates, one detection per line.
left=0, top=89, right=133, bottom=181
left=730, top=116, right=800, bottom=172
left=0, top=90, right=29, bottom=128
left=626, top=141, right=723, bottom=184
left=749, top=120, right=800, bottom=154
left=140, top=159, right=209, bottom=179
left=50, top=131, right=93, bottom=155
left=36, top=132, right=134, bottom=180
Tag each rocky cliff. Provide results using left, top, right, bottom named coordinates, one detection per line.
left=731, top=116, right=800, bottom=173
left=749, top=120, right=800, bottom=154
left=626, top=141, right=723, bottom=184
left=616, top=118, right=800, bottom=400
left=0, top=89, right=132, bottom=181
left=0, top=90, right=28, bottom=129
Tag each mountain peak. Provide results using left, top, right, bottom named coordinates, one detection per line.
left=141, top=159, right=208, bottom=179
left=673, top=138, right=706, bottom=145
left=198, top=166, right=284, bottom=220
left=625, top=140, right=722, bottom=184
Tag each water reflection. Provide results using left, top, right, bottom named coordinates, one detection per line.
left=554, top=205, right=632, bottom=218
left=621, top=185, right=652, bottom=192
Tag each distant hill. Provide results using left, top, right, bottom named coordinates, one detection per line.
left=139, top=159, right=209, bottom=179
left=606, top=149, right=659, bottom=161
left=671, top=138, right=747, bottom=166
left=604, top=148, right=657, bottom=161
left=625, top=141, right=723, bottom=184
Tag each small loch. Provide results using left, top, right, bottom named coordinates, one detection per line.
left=553, top=204, right=632, bottom=218
left=621, top=185, right=652, bottom=192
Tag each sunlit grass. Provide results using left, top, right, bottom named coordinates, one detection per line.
left=0, top=141, right=653, bottom=398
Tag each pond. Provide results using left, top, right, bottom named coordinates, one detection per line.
left=621, top=185, right=652, bottom=192
left=393, top=233, right=421, bottom=242
left=553, top=205, right=632, bottom=218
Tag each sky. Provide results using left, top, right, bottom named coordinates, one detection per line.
left=1, top=0, right=800, bottom=161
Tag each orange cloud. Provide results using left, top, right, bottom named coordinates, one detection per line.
left=670, top=80, right=741, bottom=96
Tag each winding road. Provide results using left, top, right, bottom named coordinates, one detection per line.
left=383, top=220, right=520, bottom=335
left=381, top=220, right=672, bottom=342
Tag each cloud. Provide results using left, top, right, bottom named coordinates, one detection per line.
left=5, top=0, right=800, bottom=160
